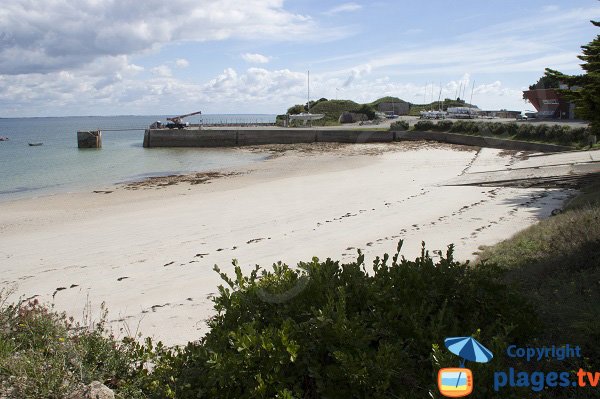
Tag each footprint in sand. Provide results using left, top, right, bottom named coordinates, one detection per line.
left=52, top=287, right=67, bottom=298
left=151, top=303, right=170, bottom=312
left=247, top=238, right=265, bottom=244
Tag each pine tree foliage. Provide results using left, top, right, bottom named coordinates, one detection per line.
left=545, top=20, right=600, bottom=133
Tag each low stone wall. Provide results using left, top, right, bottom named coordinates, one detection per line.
left=393, top=130, right=572, bottom=152
left=143, top=128, right=572, bottom=152
left=143, top=129, right=393, bottom=148
left=143, top=129, right=236, bottom=147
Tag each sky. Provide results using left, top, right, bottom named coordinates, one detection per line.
left=0, top=0, right=599, bottom=117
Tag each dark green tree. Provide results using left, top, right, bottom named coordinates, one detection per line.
left=287, top=104, right=306, bottom=114
left=545, top=20, right=600, bottom=133
left=528, top=75, right=560, bottom=90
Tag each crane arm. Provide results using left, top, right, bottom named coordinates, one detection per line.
left=167, top=110, right=202, bottom=123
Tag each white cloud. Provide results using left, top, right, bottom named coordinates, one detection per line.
left=2, top=3, right=596, bottom=116
left=241, top=53, right=271, bottom=64
left=342, top=64, right=371, bottom=87
left=0, top=0, right=334, bottom=75
left=202, top=67, right=306, bottom=100
left=325, top=2, right=362, bottom=15
left=0, top=60, right=532, bottom=116
left=151, top=65, right=172, bottom=77
left=175, top=58, right=190, bottom=68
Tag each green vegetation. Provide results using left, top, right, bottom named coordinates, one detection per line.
left=478, top=183, right=600, bottom=369
left=282, top=96, right=476, bottom=125
left=0, top=296, right=153, bottom=398
left=158, top=246, right=536, bottom=398
left=369, top=96, right=407, bottom=107
left=527, top=75, right=561, bottom=91
left=390, top=120, right=409, bottom=130
left=545, top=21, right=600, bottom=134
left=391, top=119, right=592, bottom=148
left=564, top=182, right=600, bottom=210
left=282, top=99, right=363, bottom=126
left=281, top=96, right=409, bottom=126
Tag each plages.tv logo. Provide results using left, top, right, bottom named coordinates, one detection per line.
left=438, top=336, right=493, bottom=398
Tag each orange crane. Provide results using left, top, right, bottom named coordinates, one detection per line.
left=166, top=110, right=202, bottom=129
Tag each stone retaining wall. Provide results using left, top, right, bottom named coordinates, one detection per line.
left=143, top=128, right=572, bottom=153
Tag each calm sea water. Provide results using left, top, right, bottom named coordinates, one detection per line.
left=0, top=114, right=276, bottom=202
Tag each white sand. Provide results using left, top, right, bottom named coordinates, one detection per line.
left=0, top=142, right=576, bottom=344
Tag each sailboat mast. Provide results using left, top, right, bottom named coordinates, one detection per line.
left=307, top=70, right=310, bottom=114
left=469, top=80, right=475, bottom=118
left=430, top=83, right=434, bottom=111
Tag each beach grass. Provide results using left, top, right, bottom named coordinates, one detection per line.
left=478, top=182, right=600, bottom=363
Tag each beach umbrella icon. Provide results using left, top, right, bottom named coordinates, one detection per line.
left=445, top=336, right=493, bottom=367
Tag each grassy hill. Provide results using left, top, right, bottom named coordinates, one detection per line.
left=280, top=97, right=480, bottom=124
left=369, top=96, right=408, bottom=107
left=309, top=99, right=362, bottom=123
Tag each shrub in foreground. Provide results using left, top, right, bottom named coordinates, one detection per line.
left=0, top=296, right=151, bottom=399
left=157, top=242, right=537, bottom=398
left=390, top=120, right=409, bottom=131
left=414, top=120, right=435, bottom=131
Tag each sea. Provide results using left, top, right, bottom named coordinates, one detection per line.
left=0, top=114, right=276, bottom=202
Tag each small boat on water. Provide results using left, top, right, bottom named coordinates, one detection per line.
left=28, top=142, right=43, bottom=146
left=0, top=136, right=8, bottom=141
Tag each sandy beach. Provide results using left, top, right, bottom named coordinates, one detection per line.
left=0, top=142, right=578, bottom=345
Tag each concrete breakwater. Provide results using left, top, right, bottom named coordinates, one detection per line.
left=143, top=128, right=572, bottom=152
left=143, top=128, right=394, bottom=148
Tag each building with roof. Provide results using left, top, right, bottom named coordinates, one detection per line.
left=376, top=101, right=409, bottom=116
left=522, top=87, right=575, bottom=119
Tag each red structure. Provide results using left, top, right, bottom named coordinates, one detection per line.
left=522, top=88, right=575, bottom=119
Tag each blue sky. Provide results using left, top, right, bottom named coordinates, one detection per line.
left=0, top=0, right=598, bottom=117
